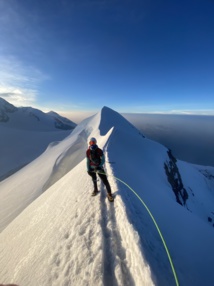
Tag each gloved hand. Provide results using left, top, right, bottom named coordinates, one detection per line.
left=96, top=166, right=104, bottom=173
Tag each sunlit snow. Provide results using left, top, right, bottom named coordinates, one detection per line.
left=0, top=107, right=214, bottom=286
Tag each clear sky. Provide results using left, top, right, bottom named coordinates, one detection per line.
left=0, top=0, right=214, bottom=115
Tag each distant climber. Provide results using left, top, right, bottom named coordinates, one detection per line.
left=86, top=137, right=113, bottom=201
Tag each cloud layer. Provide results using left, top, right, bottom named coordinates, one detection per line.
left=0, top=56, right=49, bottom=106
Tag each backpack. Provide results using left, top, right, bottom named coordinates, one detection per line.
left=86, top=147, right=103, bottom=167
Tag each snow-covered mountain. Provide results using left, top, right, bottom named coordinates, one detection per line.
left=0, top=97, right=76, bottom=181
left=0, top=106, right=214, bottom=286
left=0, top=97, right=76, bottom=130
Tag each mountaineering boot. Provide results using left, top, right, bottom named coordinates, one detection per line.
left=107, top=192, right=114, bottom=202
left=91, top=189, right=99, bottom=196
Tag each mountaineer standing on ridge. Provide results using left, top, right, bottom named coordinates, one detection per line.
left=86, top=137, right=114, bottom=202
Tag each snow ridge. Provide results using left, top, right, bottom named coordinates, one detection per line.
left=0, top=106, right=214, bottom=286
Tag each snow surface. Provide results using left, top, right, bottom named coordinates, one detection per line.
left=0, top=125, right=71, bottom=181
left=0, top=97, right=76, bottom=180
left=0, top=106, right=214, bottom=286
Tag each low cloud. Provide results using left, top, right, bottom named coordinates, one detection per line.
left=124, top=113, right=214, bottom=167
left=0, top=89, right=37, bottom=106
left=0, top=55, right=49, bottom=106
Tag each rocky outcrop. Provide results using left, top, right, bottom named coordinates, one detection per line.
left=164, top=149, right=188, bottom=205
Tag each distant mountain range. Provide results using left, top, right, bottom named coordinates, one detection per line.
left=0, top=97, right=76, bottom=130
left=0, top=97, right=77, bottom=180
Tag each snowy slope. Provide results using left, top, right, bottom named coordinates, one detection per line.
left=0, top=159, right=155, bottom=286
left=0, top=97, right=76, bottom=131
left=0, top=107, right=214, bottom=286
left=0, top=97, right=76, bottom=180
left=0, top=126, right=71, bottom=181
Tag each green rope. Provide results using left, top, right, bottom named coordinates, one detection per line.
left=97, top=170, right=179, bottom=286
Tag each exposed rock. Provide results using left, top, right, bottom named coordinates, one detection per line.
left=164, top=149, right=188, bottom=205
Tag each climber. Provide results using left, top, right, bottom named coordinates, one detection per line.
left=86, top=137, right=113, bottom=201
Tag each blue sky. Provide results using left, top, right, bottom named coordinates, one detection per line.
left=0, top=0, right=214, bottom=115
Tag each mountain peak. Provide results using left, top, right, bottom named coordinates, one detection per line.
left=0, top=97, right=17, bottom=122
left=98, top=106, right=142, bottom=137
